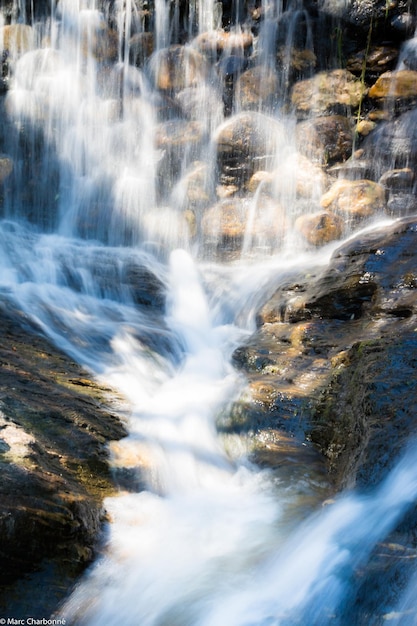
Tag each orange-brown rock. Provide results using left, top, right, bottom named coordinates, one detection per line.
left=295, top=211, right=344, bottom=246
left=291, top=69, right=367, bottom=116
left=236, top=65, right=279, bottom=110
left=194, top=29, right=253, bottom=56
left=369, top=70, right=417, bottom=99
left=0, top=24, right=34, bottom=57
left=321, top=179, right=387, bottom=219
left=151, top=45, right=208, bottom=91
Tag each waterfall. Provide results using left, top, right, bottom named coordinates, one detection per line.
left=0, top=0, right=416, bottom=624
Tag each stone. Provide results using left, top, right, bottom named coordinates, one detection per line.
left=291, top=69, right=367, bottom=116
left=201, top=195, right=287, bottom=251
left=194, top=29, right=253, bottom=56
left=379, top=168, right=415, bottom=191
left=0, top=24, right=34, bottom=57
left=320, top=179, right=387, bottom=219
left=215, top=111, right=286, bottom=185
left=295, top=211, right=344, bottom=246
left=361, top=108, right=417, bottom=169
left=277, top=47, right=316, bottom=76
left=128, top=32, right=154, bottom=67
left=0, top=299, right=126, bottom=588
left=346, top=46, right=398, bottom=76
left=0, top=155, right=13, bottom=183
left=369, top=70, right=417, bottom=100
left=150, top=45, right=208, bottom=91
left=296, top=115, right=354, bottom=165
left=235, top=65, right=279, bottom=110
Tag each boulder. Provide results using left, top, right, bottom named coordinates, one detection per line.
left=0, top=24, right=35, bottom=57
left=0, top=299, right=126, bottom=591
left=346, top=46, right=398, bottom=76
left=201, top=194, right=287, bottom=252
left=291, top=70, right=366, bottom=117
left=193, top=29, right=253, bottom=57
left=150, top=45, right=208, bottom=92
left=296, top=114, right=354, bottom=165
left=369, top=70, right=417, bottom=100
left=295, top=211, right=344, bottom=246
left=215, top=111, right=287, bottom=185
left=320, top=179, right=387, bottom=219
left=235, top=65, right=279, bottom=110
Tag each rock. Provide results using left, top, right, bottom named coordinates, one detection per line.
left=291, top=70, right=366, bottom=117
left=155, top=119, right=206, bottom=185
left=296, top=115, right=354, bottom=165
left=194, top=29, right=253, bottom=57
left=201, top=194, right=287, bottom=252
left=0, top=298, right=126, bottom=587
left=235, top=65, right=279, bottom=110
left=0, top=155, right=13, bottom=183
left=361, top=108, right=417, bottom=170
left=295, top=211, right=344, bottom=246
left=173, top=161, right=212, bottom=209
left=0, top=24, right=35, bottom=58
left=150, top=45, right=208, bottom=92
left=276, top=46, right=316, bottom=78
left=346, top=46, right=398, bottom=76
left=320, top=179, right=387, bottom=219
left=379, top=167, right=415, bottom=191
left=356, top=119, right=376, bottom=136
left=368, top=70, right=417, bottom=100
left=128, top=32, right=154, bottom=67
left=215, top=111, right=287, bottom=185
left=175, top=85, right=223, bottom=127
left=237, top=217, right=417, bottom=494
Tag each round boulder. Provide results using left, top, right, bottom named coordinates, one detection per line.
left=291, top=70, right=366, bottom=117
left=295, top=211, right=344, bottom=246
left=296, top=115, right=354, bottom=166
left=320, top=179, right=387, bottom=219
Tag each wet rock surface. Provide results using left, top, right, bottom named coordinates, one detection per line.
left=0, top=298, right=126, bottom=608
left=233, top=216, right=417, bottom=490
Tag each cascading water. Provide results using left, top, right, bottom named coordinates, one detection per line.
left=0, top=0, right=416, bottom=624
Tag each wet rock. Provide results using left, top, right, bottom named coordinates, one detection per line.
left=155, top=119, right=206, bottom=185
left=291, top=70, right=366, bottom=117
left=175, top=85, right=223, bottom=127
left=215, top=111, right=286, bottom=185
left=201, top=194, right=287, bottom=252
left=128, top=32, right=154, bottom=67
left=276, top=46, right=316, bottom=80
left=237, top=217, right=417, bottom=490
left=320, top=179, right=387, bottom=220
left=369, top=70, right=417, bottom=100
left=379, top=167, right=415, bottom=192
left=0, top=24, right=35, bottom=58
left=0, top=299, right=126, bottom=586
left=174, top=161, right=213, bottom=210
left=150, top=45, right=208, bottom=92
left=362, top=108, right=417, bottom=170
left=295, top=115, right=354, bottom=165
left=194, top=30, right=253, bottom=57
left=346, top=46, right=398, bottom=77
left=235, top=65, right=279, bottom=110
left=295, top=211, right=344, bottom=246
left=0, top=154, right=13, bottom=183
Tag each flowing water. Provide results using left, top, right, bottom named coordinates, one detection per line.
left=0, top=1, right=417, bottom=624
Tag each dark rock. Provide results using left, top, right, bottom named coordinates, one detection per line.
left=296, top=115, right=354, bottom=165
left=0, top=298, right=127, bottom=589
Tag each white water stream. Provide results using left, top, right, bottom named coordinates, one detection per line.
left=0, top=1, right=417, bottom=624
